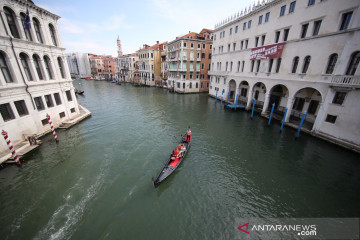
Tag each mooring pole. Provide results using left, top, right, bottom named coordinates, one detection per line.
left=226, top=91, right=229, bottom=105
left=296, top=111, right=307, bottom=138
left=46, top=114, right=59, bottom=143
left=251, top=98, right=256, bottom=119
left=1, top=130, right=20, bottom=165
left=221, top=91, right=224, bottom=106
left=280, top=108, right=288, bottom=132
left=268, top=103, right=275, bottom=126
left=215, top=89, right=218, bottom=103
left=234, top=94, right=238, bottom=111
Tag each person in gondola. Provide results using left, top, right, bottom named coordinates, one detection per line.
left=185, top=127, right=192, bottom=142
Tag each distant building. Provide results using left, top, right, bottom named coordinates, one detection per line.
left=166, top=29, right=213, bottom=93
left=137, top=41, right=167, bottom=87
left=88, top=54, right=115, bottom=80
left=210, top=0, right=360, bottom=150
left=117, top=53, right=138, bottom=82
left=0, top=0, right=82, bottom=152
left=66, top=52, right=91, bottom=78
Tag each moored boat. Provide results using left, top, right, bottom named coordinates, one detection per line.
left=153, top=131, right=191, bottom=187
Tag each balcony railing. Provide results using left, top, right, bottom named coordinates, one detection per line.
left=331, top=75, right=360, bottom=87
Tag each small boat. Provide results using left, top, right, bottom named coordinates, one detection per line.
left=75, top=89, right=84, bottom=95
left=85, top=77, right=93, bottom=80
left=153, top=132, right=191, bottom=187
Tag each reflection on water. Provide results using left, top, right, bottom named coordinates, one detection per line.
left=0, top=80, right=359, bottom=240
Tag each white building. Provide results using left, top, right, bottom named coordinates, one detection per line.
left=118, top=53, right=138, bottom=82
left=66, top=52, right=91, bottom=79
left=0, top=0, right=82, bottom=152
left=210, top=0, right=360, bottom=150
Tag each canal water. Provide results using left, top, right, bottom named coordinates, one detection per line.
left=0, top=80, right=359, bottom=240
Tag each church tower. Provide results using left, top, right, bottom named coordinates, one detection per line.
left=117, top=36, right=123, bottom=57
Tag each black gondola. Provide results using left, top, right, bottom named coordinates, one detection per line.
left=153, top=132, right=191, bottom=188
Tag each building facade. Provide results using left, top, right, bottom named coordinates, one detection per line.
left=137, top=41, right=166, bottom=87
left=66, top=52, right=91, bottom=78
left=166, top=29, right=213, bottom=93
left=88, top=54, right=115, bottom=80
left=118, top=53, right=138, bottom=82
left=209, top=0, right=360, bottom=148
left=0, top=0, right=81, bottom=152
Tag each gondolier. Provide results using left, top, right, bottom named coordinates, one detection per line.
left=186, top=127, right=191, bottom=142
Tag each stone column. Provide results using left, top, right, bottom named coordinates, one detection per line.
left=261, top=93, right=271, bottom=114
left=312, top=102, right=325, bottom=131
left=15, top=16, right=26, bottom=40
left=29, top=58, right=40, bottom=82
left=246, top=90, right=253, bottom=109
left=285, top=97, right=295, bottom=122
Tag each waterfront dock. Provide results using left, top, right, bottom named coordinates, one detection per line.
left=58, top=104, right=91, bottom=129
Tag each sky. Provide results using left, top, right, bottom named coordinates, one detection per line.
left=35, top=0, right=257, bottom=57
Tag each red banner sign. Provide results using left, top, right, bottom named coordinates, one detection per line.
left=250, top=42, right=286, bottom=60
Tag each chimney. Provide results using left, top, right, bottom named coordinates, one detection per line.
left=189, top=31, right=190, bottom=33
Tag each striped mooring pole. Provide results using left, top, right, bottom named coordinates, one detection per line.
left=46, top=114, right=59, bottom=143
left=1, top=130, right=20, bottom=165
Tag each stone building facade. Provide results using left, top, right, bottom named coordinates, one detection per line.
left=0, top=0, right=81, bottom=152
left=209, top=0, right=360, bottom=149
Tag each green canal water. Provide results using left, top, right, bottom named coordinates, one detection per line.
left=0, top=80, right=359, bottom=240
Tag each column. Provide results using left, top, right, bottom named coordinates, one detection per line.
left=0, top=11, right=9, bottom=36
left=39, top=59, right=48, bottom=80
left=285, top=97, right=295, bottom=122
left=261, top=93, right=271, bottom=114
left=312, top=102, right=325, bottom=131
left=29, top=58, right=40, bottom=82
left=246, top=90, right=253, bottom=109
left=15, top=16, right=26, bottom=40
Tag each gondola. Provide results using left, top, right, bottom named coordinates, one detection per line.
left=153, top=132, right=191, bottom=188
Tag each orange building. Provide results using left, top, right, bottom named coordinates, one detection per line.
left=88, top=53, right=115, bottom=80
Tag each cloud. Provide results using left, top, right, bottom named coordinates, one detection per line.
left=58, top=19, right=84, bottom=34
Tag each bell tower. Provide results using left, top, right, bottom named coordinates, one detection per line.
left=117, top=36, right=123, bottom=57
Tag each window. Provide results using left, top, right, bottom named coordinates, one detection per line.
left=248, top=20, right=252, bottom=29
left=58, top=57, right=65, bottom=78
left=183, top=83, right=185, bottom=89
left=250, top=60, right=255, bottom=72
left=190, top=43, right=194, bottom=48
left=14, top=100, right=28, bottom=117
left=243, top=22, right=247, bottom=30
left=41, top=118, right=49, bottom=125
left=66, top=90, right=72, bottom=101
left=308, top=0, right=315, bottom=6
left=325, top=54, right=338, bottom=74
left=49, top=24, right=57, bottom=46
left=240, top=41, right=243, bottom=50
left=313, top=20, right=322, bottom=36
left=256, top=60, right=261, bottom=72
left=340, top=12, right=353, bottom=30
left=0, top=52, right=13, bottom=83
left=280, top=5, right=286, bottom=16
left=225, top=62, right=228, bottom=71
left=183, top=42, right=187, bottom=47
left=308, top=100, right=319, bottom=114
left=333, top=92, right=346, bottom=105
left=54, top=93, right=62, bottom=105
left=276, top=58, right=282, bottom=73
left=4, top=7, right=20, bottom=39
left=43, top=56, right=53, bottom=79
left=59, top=112, right=65, bottom=118
left=33, top=55, right=43, bottom=80
left=34, top=97, right=45, bottom=111
left=0, top=103, right=15, bottom=121
left=261, top=35, right=266, bottom=46
left=268, top=59, right=274, bottom=72
left=20, top=13, right=32, bottom=41
left=240, top=88, right=247, bottom=97
left=293, top=97, right=305, bottom=111
left=228, top=44, right=230, bottom=52
left=230, top=62, right=233, bottom=71
left=33, top=18, right=43, bottom=43
left=237, top=61, right=240, bottom=72
left=292, top=57, right=299, bottom=73
left=325, top=114, right=337, bottom=124
left=259, top=15, right=263, bottom=24
left=233, top=43, right=236, bottom=51
left=70, top=108, right=75, bottom=113
left=245, top=40, right=248, bottom=49
left=283, top=29, right=289, bottom=41
left=255, top=37, right=259, bottom=47
left=241, top=61, right=245, bottom=72
left=44, top=94, right=54, bottom=108
left=265, top=12, right=270, bottom=22
left=300, top=23, right=309, bottom=38
left=346, top=51, right=360, bottom=75
left=20, top=53, right=33, bottom=81
left=235, top=26, right=238, bottom=33
left=289, top=1, right=296, bottom=13
left=177, top=82, right=180, bottom=88
left=230, top=28, right=232, bottom=35
left=275, top=31, right=280, bottom=43
left=302, top=56, right=311, bottom=73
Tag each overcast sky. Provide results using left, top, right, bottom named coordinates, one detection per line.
left=36, top=0, right=257, bottom=56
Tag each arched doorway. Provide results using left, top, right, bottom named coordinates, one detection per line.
left=291, top=88, right=322, bottom=129
left=238, top=81, right=249, bottom=105
left=228, top=79, right=236, bottom=101
left=268, top=84, right=289, bottom=113
left=252, top=82, right=266, bottom=110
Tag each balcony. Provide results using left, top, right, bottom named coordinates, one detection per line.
left=196, top=58, right=201, bottom=61
left=208, top=71, right=229, bottom=76
left=330, top=75, right=360, bottom=88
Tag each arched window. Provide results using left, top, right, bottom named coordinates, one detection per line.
left=20, top=53, right=33, bottom=81
left=49, top=24, right=57, bottom=46
left=346, top=51, right=360, bottom=75
left=57, top=57, right=65, bottom=78
left=325, top=54, right=338, bottom=74
left=43, top=56, right=53, bottom=79
left=0, top=52, right=13, bottom=83
left=33, top=55, right=43, bottom=80
left=291, top=56, right=299, bottom=73
left=302, top=56, right=311, bottom=74
left=3, top=7, right=20, bottom=38
left=33, top=18, right=43, bottom=43
left=20, top=13, right=32, bottom=41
